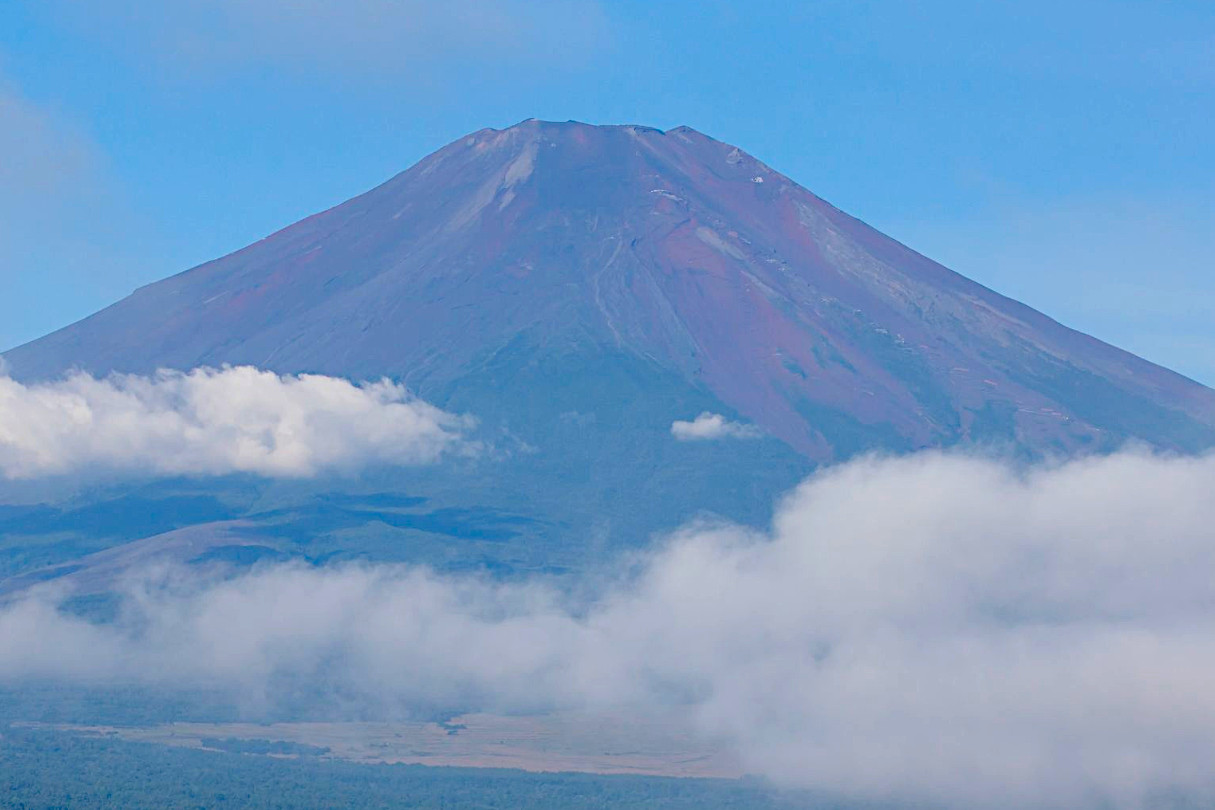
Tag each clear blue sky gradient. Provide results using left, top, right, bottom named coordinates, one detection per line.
left=2, top=1, right=1212, bottom=383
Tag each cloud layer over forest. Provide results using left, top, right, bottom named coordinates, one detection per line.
left=3, top=451, right=1215, bottom=807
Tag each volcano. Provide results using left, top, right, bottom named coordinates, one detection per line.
left=4, top=120, right=1215, bottom=572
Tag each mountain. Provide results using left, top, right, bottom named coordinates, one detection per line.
left=4, top=120, right=1215, bottom=578
left=8, top=119, right=1215, bottom=455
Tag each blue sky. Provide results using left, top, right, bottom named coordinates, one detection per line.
left=2, top=0, right=1212, bottom=383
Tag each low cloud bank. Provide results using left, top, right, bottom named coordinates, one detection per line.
left=671, top=412, right=761, bottom=440
left=0, top=366, right=471, bottom=478
left=4, top=451, right=1215, bottom=807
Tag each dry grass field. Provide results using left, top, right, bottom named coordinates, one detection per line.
left=30, top=711, right=743, bottom=778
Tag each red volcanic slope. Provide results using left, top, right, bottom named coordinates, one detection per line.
left=6, top=120, right=1215, bottom=459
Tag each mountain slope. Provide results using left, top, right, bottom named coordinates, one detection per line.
left=7, top=119, right=1214, bottom=460
left=4, top=120, right=1215, bottom=585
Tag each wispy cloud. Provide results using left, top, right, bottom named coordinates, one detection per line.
left=0, top=77, right=156, bottom=352
left=0, top=366, right=472, bottom=479
left=670, top=412, right=761, bottom=441
left=5, top=451, right=1215, bottom=806
left=46, top=0, right=609, bottom=80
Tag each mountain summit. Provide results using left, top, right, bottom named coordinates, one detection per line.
left=8, top=119, right=1215, bottom=461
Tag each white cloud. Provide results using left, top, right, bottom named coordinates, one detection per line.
left=670, top=412, right=761, bottom=441
left=4, top=450, right=1215, bottom=807
left=0, top=366, right=472, bottom=479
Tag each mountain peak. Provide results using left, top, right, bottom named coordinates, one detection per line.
left=6, top=122, right=1215, bottom=462
left=495, top=118, right=674, bottom=134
